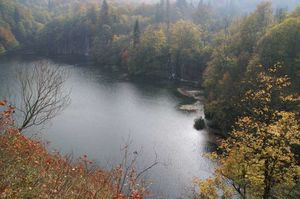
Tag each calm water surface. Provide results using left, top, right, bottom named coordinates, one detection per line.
left=0, top=55, right=215, bottom=198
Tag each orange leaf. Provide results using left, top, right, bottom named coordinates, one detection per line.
left=0, top=100, right=7, bottom=106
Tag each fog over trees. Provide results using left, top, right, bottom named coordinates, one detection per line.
left=0, top=0, right=299, bottom=198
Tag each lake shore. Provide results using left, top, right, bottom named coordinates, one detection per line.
left=0, top=55, right=214, bottom=199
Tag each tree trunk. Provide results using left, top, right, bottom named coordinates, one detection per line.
left=263, top=159, right=271, bottom=199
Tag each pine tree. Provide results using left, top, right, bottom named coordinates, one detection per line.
left=176, top=0, right=187, bottom=8
left=166, top=0, right=170, bottom=30
left=275, top=7, right=287, bottom=23
left=100, top=0, right=109, bottom=25
left=154, top=0, right=165, bottom=23
left=133, top=19, right=140, bottom=47
left=48, top=0, right=54, bottom=11
left=14, top=8, right=20, bottom=23
left=198, top=0, right=204, bottom=8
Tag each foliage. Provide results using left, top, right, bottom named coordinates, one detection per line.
left=3, top=0, right=297, bottom=85
left=194, top=117, right=205, bottom=130
left=128, top=25, right=167, bottom=77
left=203, top=2, right=299, bottom=132
left=169, top=20, right=206, bottom=80
left=257, top=16, right=300, bottom=90
left=195, top=66, right=300, bottom=199
left=1, top=0, right=300, bottom=197
left=0, top=0, right=47, bottom=54
left=0, top=27, right=19, bottom=54
left=0, top=101, right=150, bottom=199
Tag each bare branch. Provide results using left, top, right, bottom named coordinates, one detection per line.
left=14, top=60, right=70, bottom=131
left=116, top=138, right=159, bottom=197
left=136, top=151, right=158, bottom=180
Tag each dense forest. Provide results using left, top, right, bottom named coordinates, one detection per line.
left=0, top=0, right=300, bottom=198
left=2, top=0, right=298, bottom=132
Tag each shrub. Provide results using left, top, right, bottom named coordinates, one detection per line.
left=194, top=117, right=205, bottom=130
left=0, top=101, right=148, bottom=199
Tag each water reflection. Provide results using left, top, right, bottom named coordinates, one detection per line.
left=0, top=55, right=215, bottom=198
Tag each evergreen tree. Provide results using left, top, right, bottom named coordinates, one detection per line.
left=87, top=7, right=97, bottom=23
left=133, top=19, right=140, bottom=47
left=100, top=0, right=109, bottom=25
left=14, top=7, right=20, bottom=23
left=48, top=0, right=54, bottom=11
left=198, top=0, right=204, bottom=8
left=166, top=0, right=171, bottom=30
left=94, top=24, right=113, bottom=65
left=154, top=0, right=165, bottom=23
left=275, top=7, right=288, bottom=22
left=176, top=0, right=187, bottom=8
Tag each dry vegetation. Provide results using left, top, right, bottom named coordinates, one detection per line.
left=0, top=101, right=148, bottom=199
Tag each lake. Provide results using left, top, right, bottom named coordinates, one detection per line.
left=0, top=55, right=215, bottom=198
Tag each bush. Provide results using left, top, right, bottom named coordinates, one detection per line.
left=194, top=117, right=205, bottom=130
left=0, top=101, right=148, bottom=199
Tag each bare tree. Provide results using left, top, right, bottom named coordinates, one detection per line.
left=115, top=138, right=159, bottom=197
left=15, top=60, right=70, bottom=131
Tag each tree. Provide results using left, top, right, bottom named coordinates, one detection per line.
left=100, top=0, right=109, bottom=25
left=238, top=2, right=273, bottom=54
left=14, top=7, right=21, bottom=23
left=0, top=27, right=19, bottom=52
left=176, top=0, right=187, bottom=9
left=198, top=0, right=204, bottom=8
left=87, top=6, right=98, bottom=24
left=202, top=2, right=275, bottom=132
left=0, top=0, right=47, bottom=54
left=0, top=44, right=5, bottom=54
left=193, top=0, right=214, bottom=30
left=169, top=20, right=204, bottom=80
left=154, top=0, right=165, bottom=23
left=166, top=0, right=170, bottom=30
left=93, top=24, right=113, bottom=65
left=275, top=7, right=287, bottom=23
left=15, top=61, right=70, bottom=131
left=257, top=16, right=300, bottom=91
left=196, top=65, right=300, bottom=199
left=48, top=0, right=54, bottom=11
left=133, top=19, right=140, bottom=47
left=129, top=25, right=167, bottom=76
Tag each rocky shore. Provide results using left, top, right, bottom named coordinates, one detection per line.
left=177, top=88, right=204, bottom=113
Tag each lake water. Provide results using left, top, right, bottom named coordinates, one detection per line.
left=0, top=55, right=215, bottom=198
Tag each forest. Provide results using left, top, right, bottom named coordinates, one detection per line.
left=0, top=0, right=300, bottom=198
left=2, top=0, right=298, bottom=132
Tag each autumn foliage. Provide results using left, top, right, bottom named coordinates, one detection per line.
left=0, top=100, right=146, bottom=199
left=195, top=65, right=300, bottom=199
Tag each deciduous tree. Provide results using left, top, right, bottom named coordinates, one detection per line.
left=196, top=65, right=300, bottom=199
left=15, top=61, right=70, bottom=131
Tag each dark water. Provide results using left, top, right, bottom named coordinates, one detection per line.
left=0, top=55, right=215, bottom=198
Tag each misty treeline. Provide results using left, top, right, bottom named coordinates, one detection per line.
left=0, top=0, right=299, bottom=133
left=0, top=1, right=300, bottom=198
